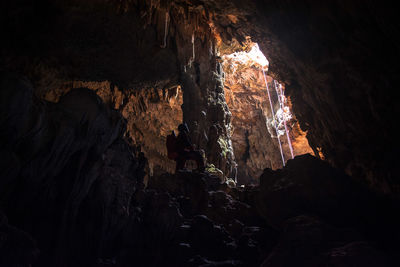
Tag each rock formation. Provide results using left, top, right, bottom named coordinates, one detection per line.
left=0, top=73, right=145, bottom=266
left=1, top=0, right=237, bottom=178
left=44, top=80, right=183, bottom=178
left=1, top=0, right=400, bottom=266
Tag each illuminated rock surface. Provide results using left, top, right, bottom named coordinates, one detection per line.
left=223, top=48, right=313, bottom=184
left=44, top=80, right=183, bottom=178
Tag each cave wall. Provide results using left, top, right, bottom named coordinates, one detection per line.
left=1, top=0, right=238, bottom=178
left=1, top=0, right=398, bottom=192
left=0, top=0, right=180, bottom=88
left=0, top=73, right=146, bottom=266
left=43, top=80, right=183, bottom=178
left=172, top=3, right=236, bottom=177
left=188, top=0, right=398, bottom=195
left=243, top=0, right=398, bottom=194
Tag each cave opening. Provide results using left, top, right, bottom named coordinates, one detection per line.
left=221, top=41, right=313, bottom=185
left=1, top=1, right=399, bottom=266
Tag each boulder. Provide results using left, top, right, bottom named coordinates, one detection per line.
left=261, top=215, right=394, bottom=267
left=189, top=215, right=235, bottom=261
left=256, top=154, right=371, bottom=229
left=0, top=210, right=39, bottom=266
left=148, top=171, right=213, bottom=214
left=0, top=74, right=145, bottom=266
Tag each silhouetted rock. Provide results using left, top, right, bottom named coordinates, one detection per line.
left=0, top=73, right=144, bottom=266
left=189, top=215, right=235, bottom=261
left=148, top=171, right=209, bottom=215
left=261, top=215, right=394, bottom=267
left=0, top=210, right=39, bottom=266
left=255, top=155, right=400, bottom=266
left=325, top=241, right=393, bottom=267
left=146, top=171, right=276, bottom=266
left=256, top=154, right=371, bottom=229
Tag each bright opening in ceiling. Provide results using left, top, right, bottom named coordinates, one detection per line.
left=222, top=43, right=269, bottom=70
left=222, top=41, right=314, bottom=175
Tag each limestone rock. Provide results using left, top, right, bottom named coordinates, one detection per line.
left=0, top=74, right=144, bottom=266
left=256, top=154, right=369, bottom=229
left=0, top=210, right=39, bottom=267
left=261, top=215, right=394, bottom=267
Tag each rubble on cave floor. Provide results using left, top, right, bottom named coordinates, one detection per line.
left=2, top=158, right=399, bottom=266
left=127, top=170, right=275, bottom=267
left=123, top=157, right=399, bottom=267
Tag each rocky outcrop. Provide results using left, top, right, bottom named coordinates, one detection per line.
left=147, top=170, right=275, bottom=266
left=256, top=154, right=367, bottom=228
left=261, top=215, right=393, bottom=267
left=0, top=210, right=39, bottom=267
left=248, top=1, right=399, bottom=194
left=0, top=73, right=145, bottom=266
left=44, top=80, right=183, bottom=178
left=1, top=0, right=237, bottom=179
left=255, top=154, right=400, bottom=258
left=145, top=155, right=400, bottom=266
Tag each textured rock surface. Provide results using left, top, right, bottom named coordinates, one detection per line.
left=223, top=53, right=313, bottom=184
left=1, top=0, right=399, bottom=194
left=1, top=0, right=237, bottom=178
left=1, top=0, right=400, bottom=266
left=147, top=170, right=276, bottom=266
left=44, top=80, right=183, bottom=177
left=0, top=73, right=145, bottom=266
left=261, top=215, right=393, bottom=267
left=0, top=210, right=39, bottom=266
left=256, top=154, right=400, bottom=256
left=248, top=0, right=399, bottom=194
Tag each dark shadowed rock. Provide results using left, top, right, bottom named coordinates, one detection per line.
left=257, top=154, right=373, bottom=228
left=261, top=215, right=395, bottom=267
left=325, top=241, right=394, bottom=267
left=0, top=210, right=39, bottom=266
left=189, top=215, right=235, bottom=261
left=0, top=74, right=144, bottom=266
left=148, top=171, right=211, bottom=215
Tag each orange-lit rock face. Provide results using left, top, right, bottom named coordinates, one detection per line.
left=222, top=47, right=313, bottom=184
left=122, top=86, right=183, bottom=177
left=44, top=81, right=183, bottom=179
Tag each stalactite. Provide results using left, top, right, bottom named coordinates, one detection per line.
left=192, top=32, right=195, bottom=61
left=186, top=32, right=195, bottom=68
left=161, top=11, right=169, bottom=48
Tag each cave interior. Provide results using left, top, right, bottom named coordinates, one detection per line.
left=0, top=0, right=399, bottom=266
